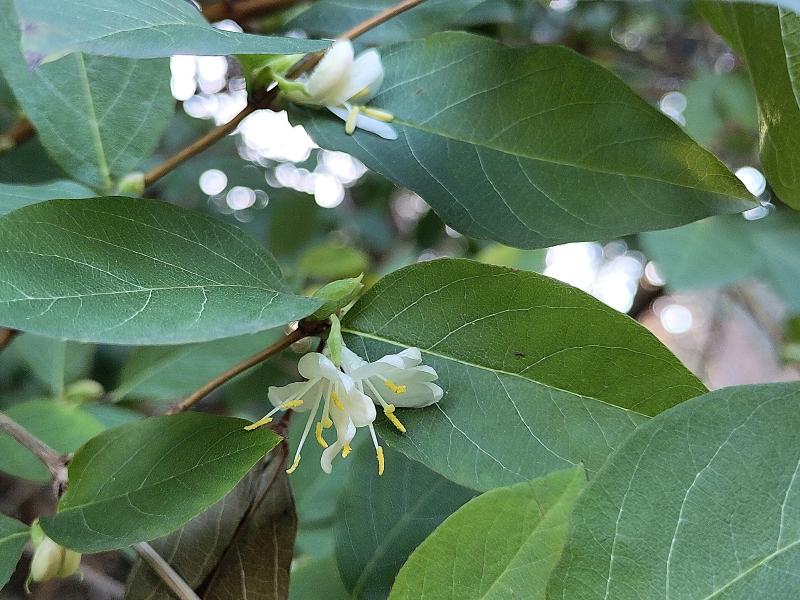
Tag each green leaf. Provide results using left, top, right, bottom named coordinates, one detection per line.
left=337, top=444, right=475, bottom=599
left=549, top=382, right=800, bottom=599
left=289, top=555, right=349, bottom=600
left=12, top=333, right=94, bottom=397
left=0, top=180, right=94, bottom=216
left=295, top=32, right=755, bottom=249
left=203, top=451, right=297, bottom=600
left=390, top=466, right=585, bottom=600
left=14, top=0, right=328, bottom=62
left=112, top=330, right=282, bottom=402
left=0, top=197, right=320, bottom=345
left=641, top=209, right=800, bottom=310
left=342, top=259, right=705, bottom=491
left=0, top=0, right=173, bottom=191
left=124, top=457, right=273, bottom=600
left=290, top=0, right=486, bottom=44
left=0, top=399, right=106, bottom=482
left=0, top=514, right=28, bottom=589
left=699, top=3, right=800, bottom=208
left=40, top=413, right=281, bottom=553
left=297, top=243, right=370, bottom=281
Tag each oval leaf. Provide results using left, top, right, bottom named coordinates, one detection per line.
left=0, top=197, right=320, bottom=345
left=549, top=382, right=800, bottom=599
left=0, top=0, right=173, bottom=191
left=296, top=32, right=755, bottom=249
left=342, top=259, right=705, bottom=491
left=0, top=180, right=93, bottom=216
left=15, top=0, right=328, bottom=62
left=337, top=443, right=475, bottom=599
left=40, top=413, right=281, bottom=553
left=0, top=514, right=28, bottom=589
left=390, top=466, right=585, bottom=600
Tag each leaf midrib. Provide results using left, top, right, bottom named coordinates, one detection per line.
left=73, top=53, right=112, bottom=191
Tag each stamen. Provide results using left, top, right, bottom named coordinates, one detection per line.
left=322, top=417, right=333, bottom=428
left=384, top=379, right=407, bottom=394
left=345, top=106, right=360, bottom=135
left=281, top=399, right=304, bottom=409
left=244, top=416, right=273, bottom=431
left=331, top=390, right=344, bottom=410
left=376, top=446, right=385, bottom=476
left=362, top=107, right=395, bottom=122
left=342, top=442, right=352, bottom=458
left=383, top=404, right=406, bottom=433
left=286, top=455, right=301, bottom=474
left=351, top=86, right=372, bottom=100
left=366, top=380, right=390, bottom=409
left=315, top=422, right=328, bottom=448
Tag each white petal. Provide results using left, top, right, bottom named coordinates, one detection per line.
left=267, top=380, right=319, bottom=411
left=391, top=382, right=443, bottom=408
left=298, top=352, right=339, bottom=380
left=341, top=346, right=367, bottom=373
left=306, top=40, right=354, bottom=104
left=326, top=107, right=398, bottom=140
left=340, top=49, right=384, bottom=103
left=320, top=419, right=356, bottom=473
left=343, top=387, right=377, bottom=427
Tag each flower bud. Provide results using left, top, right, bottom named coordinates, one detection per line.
left=115, top=172, right=145, bottom=196
left=311, top=274, right=364, bottom=320
left=29, top=536, right=81, bottom=583
left=65, top=379, right=104, bottom=403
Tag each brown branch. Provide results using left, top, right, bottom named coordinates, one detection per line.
left=144, top=0, right=429, bottom=187
left=0, top=328, right=18, bottom=352
left=0, top=412, right=68, bottom=496
left=0, top=118, right=34, bottom=154
left=166, top=320, right=329, bottom=415
left=133, top=543, right=200, bottom=600
left=202, top=0, right=300, bottom=22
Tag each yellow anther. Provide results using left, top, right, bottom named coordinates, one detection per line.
left=281, top=399, right=304, bottom=409
left=331, top=391, right=344, bottom=410
left=244, top=416, right=273, bottom=431
left=315, top=422, right=328, bottom=448
left=342, top=443, right=352, bottom=458
left=384, top=380, right=407, bottom=394
left=376, top=446, right=385, bottom=476
left=362, top=107, right=395, bottom=122
left=351, top=86, right=372, bottom=100
left=345, top=106, right=360, bottom=135
left=384, top=405, right=406, bottom=433
left=322, top=416, right=333, bottom=428
left=286, top=455, right=301, bottom=474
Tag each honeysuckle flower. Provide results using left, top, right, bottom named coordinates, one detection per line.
left=28, top=534, right=81, bottom=588
left=245, top=352, right=375, bottom=474
left=341, top=347, right=443, bottom=434
left=277, top=40, right=397, bottom=140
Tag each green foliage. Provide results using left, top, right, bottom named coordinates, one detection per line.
left=14, top=0, right=328, bottom=61
left=336, top=444, right=476, bottom=599
left=550, top=382, right=800, bottom=599
left=390, top=466, right=585, bottom=600
left=0, top=514, right=28, bottom=589
left=343, top=259, right=702, bottom=490
left=0, top=197, right=319, bottom=344
left=11, top=334, right=94, bottom=398
left=297, top=32, right=755, bottom=249
left=0, top=181, right=93, bottom=216
left=297, top=243, right=370, bottom=280
left=40, top=413, right=281, bottom=552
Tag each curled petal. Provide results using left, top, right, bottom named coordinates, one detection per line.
left=341, top=49, right=384, bottom=103
left=306, top=40, right=354, bottom=105
left=298, top=352, right=339, bottom=380
left=267, top=380, right=320, bottom=411
left=341, top=346, right=368, bottom=373
left=321, top=419, right=356, bottom=474
left=343, top=387, right=377, bottom=427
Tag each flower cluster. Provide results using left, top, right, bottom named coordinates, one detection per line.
left=276, top=40, right=398, bottom=140
left=245, top=345, right=442, bottom=475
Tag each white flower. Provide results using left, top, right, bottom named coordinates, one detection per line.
left=245, top=352, right=375, bottom=474
left=342, top=347, right=443, bottom=434
left=280, top=40, right=397, bottom=140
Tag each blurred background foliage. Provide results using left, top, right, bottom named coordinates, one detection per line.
left=0, top=0, right=797, bottom=598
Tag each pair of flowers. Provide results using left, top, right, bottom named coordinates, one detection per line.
left=276, top=40, right=398, bottom=140
left=246, top=345, right=442, bottom=475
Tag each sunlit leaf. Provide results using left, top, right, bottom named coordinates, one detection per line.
left=0, top=197, right=320, bottom=345
left=549, top=382, right=800, bottom=599
left=41, top=413, right=281, bottom=552
left=296, top=32, right=755, bottom=249
left=342, top=259, right=705, bottom=491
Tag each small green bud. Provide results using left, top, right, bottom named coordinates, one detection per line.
left=238, top=53, right=304, bottom=92
left=326, top=314, right=344, bottom=367
left=29, top=535, right=81, bottom=584
left=311, top=275, right=364, bottom=319
left=65, top=379, right=104, bottom=404
left=115, top=172, right=145, bottom=196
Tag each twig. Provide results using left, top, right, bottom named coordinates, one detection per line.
left=166, top=320, right=328, bottom=414
left=0, top=412, right=68, bottom=496
left=0, top=328, right=18, bottom=352
left=202, top=0, right=300, bottom=22
left=133, top=543, right=200, bottom=600
left=144, top=0, right=429, bottom=187
left=0, top=118, right=34, bottom=154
